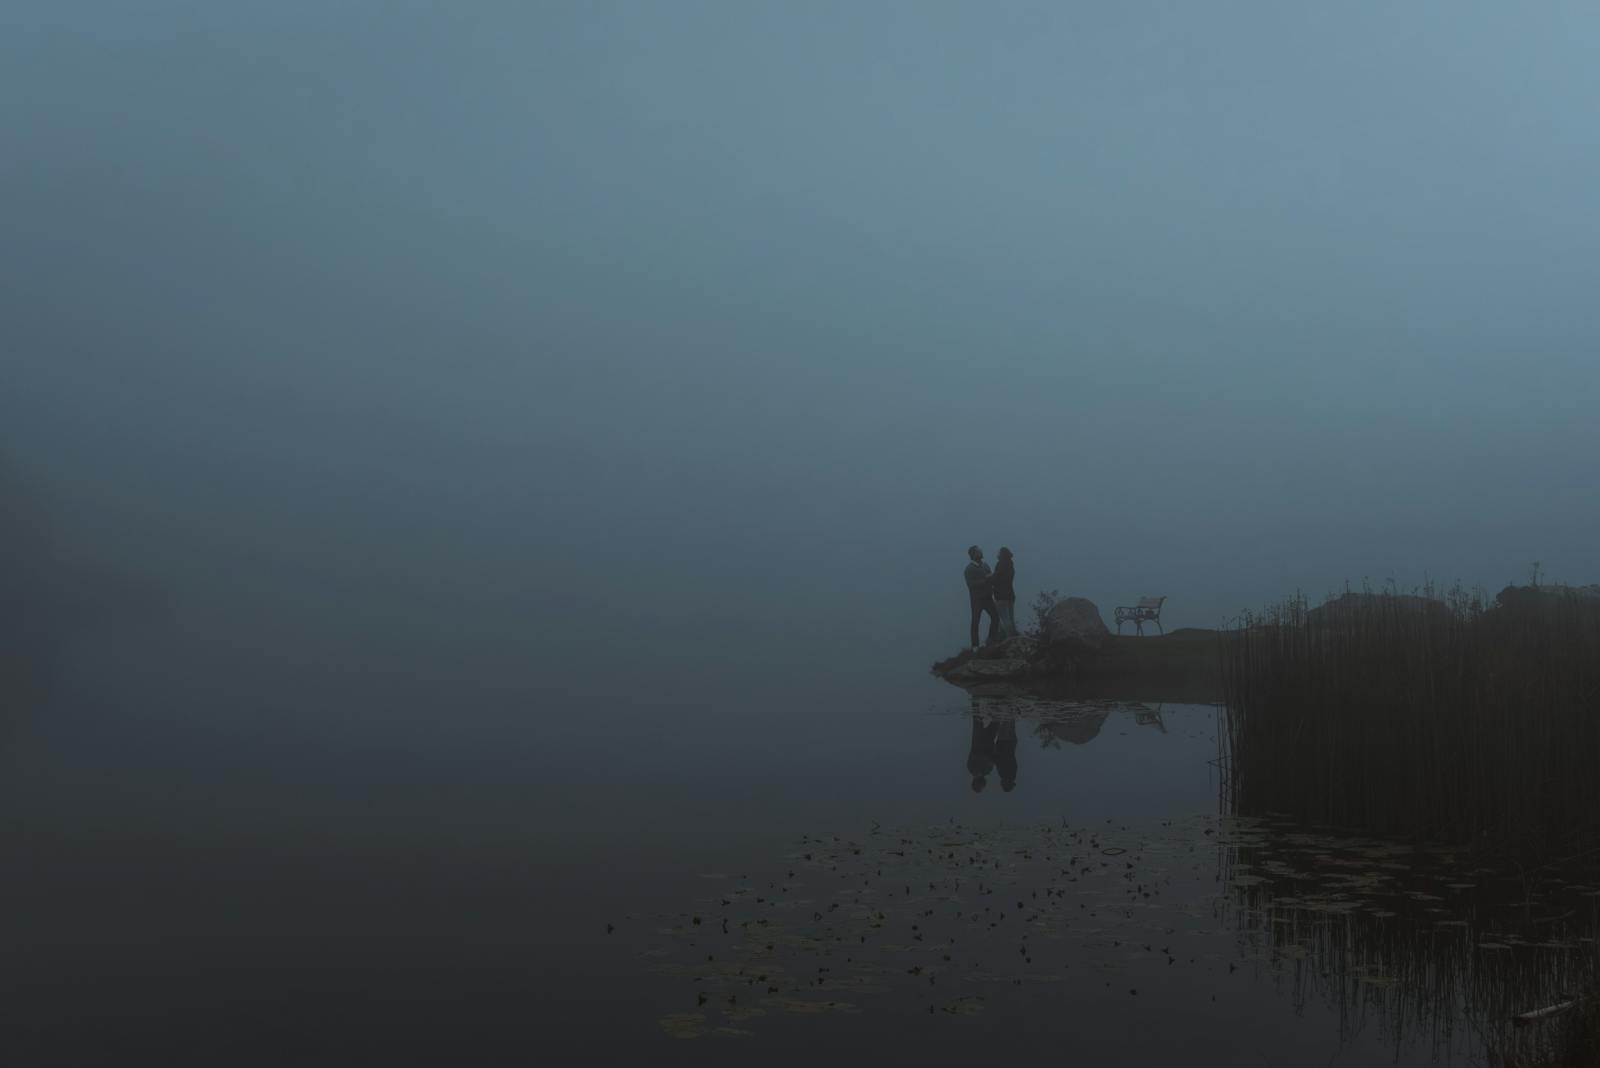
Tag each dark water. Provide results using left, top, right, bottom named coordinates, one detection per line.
left=3, top=606, right=1590, bottom=1066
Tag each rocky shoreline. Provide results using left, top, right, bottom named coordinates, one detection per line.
left=931, top=596, right=1225, bottom=701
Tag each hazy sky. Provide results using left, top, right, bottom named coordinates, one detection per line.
left=6, top=1, right=1599, bottom=678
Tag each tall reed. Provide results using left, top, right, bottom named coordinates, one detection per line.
left=1222, top=584, right=1600, bottom=847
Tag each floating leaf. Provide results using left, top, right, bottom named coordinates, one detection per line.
left=658, top=1013, right=707, bottom=1039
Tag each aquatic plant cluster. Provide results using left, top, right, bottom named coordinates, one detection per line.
left=633, top=810, right=1598, bottom=1063
left=636, top=818, right=1229, bottom=1035
left=1221, top=584, right=1600, bottom=850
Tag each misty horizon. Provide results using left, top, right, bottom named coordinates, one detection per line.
left=7, top=3, right=1599, bottom=674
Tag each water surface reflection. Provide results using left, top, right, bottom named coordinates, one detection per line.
left=629, top=697, right=1597, bottom=1065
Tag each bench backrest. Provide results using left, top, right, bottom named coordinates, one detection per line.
left=1137, top=596, right=1166, bottom=611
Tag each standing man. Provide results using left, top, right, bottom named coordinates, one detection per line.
left=991, top=546, right=1018, bottom=638
left=964, top=545, right=1001, bottom=651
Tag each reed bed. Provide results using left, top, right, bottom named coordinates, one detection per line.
left=1221, top=584, right=1600, bottom=848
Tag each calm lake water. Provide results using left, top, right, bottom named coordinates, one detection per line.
left=2, top=605, right=1590, bottom=1066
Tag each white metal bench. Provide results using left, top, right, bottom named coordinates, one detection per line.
left=1114, top=595, right=1166, bottom=636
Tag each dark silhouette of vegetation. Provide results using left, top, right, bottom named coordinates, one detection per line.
left=1222, top=582, right=1600, bottom=851
left=1024, top=587, right=1059, bottom=642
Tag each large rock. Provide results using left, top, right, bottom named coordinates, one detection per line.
left=1306, top=591, right=1451, bottom=626
left=1042, top=597, right=1111, bottom=649
left=1497, top=583, right=1600, bottom=604
left=1041, top=709, right=1109, bottom=746
left=1495, top=583, right=1600, bottom=619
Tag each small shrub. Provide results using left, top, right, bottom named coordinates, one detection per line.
left=1026, top=589, right=1060, bottom=641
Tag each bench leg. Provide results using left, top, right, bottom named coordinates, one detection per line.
left=1155, top=620, right=1163, bottom=635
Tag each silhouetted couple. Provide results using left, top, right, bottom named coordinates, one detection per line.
left=967, top=707, right=1018, bottom=793
left=963, top=545, right=1017, bottom=651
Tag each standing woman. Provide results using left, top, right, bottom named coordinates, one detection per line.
left=991, top=547, right=1018, bottom=638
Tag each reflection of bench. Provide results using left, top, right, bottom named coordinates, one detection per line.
left=1134, top=704, right=1167, bottom=733
left=1114, top=596, right=1166, bottom=636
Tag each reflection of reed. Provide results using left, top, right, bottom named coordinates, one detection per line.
left=1215, top=818, right=1600, bottom=1063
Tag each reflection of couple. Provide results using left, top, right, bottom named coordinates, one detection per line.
left=967, top=707, right=1018, bottom=793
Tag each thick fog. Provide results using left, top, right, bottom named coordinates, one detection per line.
left=6, top=1, right=1600, bottom=698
